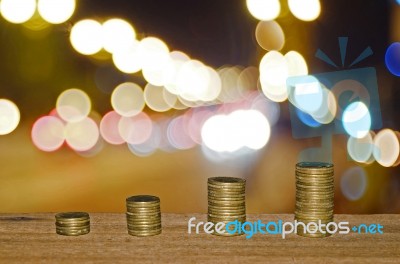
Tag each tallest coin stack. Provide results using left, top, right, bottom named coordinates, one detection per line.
left=295, top=162, right=334, bottom=238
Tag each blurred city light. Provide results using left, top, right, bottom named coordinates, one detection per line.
left=288, top=0, right=321, bottom=21
left=342, top=101, right=371, bottom=139
left=65, top=117, right=100, bottom=152
left=167, top=115, right=197, bottom=150
left=260, top=50, right=308, bottom=102
left=118, top=112, right=153, bottom=145
left=385, top=42, right=400, bottom=76
left=201, top=109, right=271, bottom=153
left=164, top=51, right=190, bottom=95
left=255, top=20, right=285, bottom=51
left=340, top=166, right=367, bottom=201
left=0, top=0, right=36, bottom=24
left=176, top=60, right=217, bottom=102
left=31, top=116, right=65, bottom=152
left=37, top=0, right=75, bottom=24
left=127, top=122, right=161, bottom=157
left=0, top=99, right=20, bottom=135
left=144, top=84, right=173, bottom=112
left=102, top=18, right=136, bottom=54
left=373, top=129, right=400, bottom=167
left=56, top=88, right=92, bottom=123
left=70, top=19, right=103, bottom=55
left=112, top=41, right=142, bottom=74
left=246, top=0, right=280, bottom=21
left=285, top=51, right=308, bottom=76
left=99, top=111, right=125, bottom=145
left=347, top=132, right=374, bottom=163
left=111, top=82, right=145, bottom=117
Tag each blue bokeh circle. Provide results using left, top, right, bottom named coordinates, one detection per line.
left=385, top=42, right=400, bottom=77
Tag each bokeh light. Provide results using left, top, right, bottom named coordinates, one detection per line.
left=259, top=51, right=289, bottom=102
left=138, top=37, right=169, bottom=72
left=70, top=19, right=103, bottom=55
left=295, top=108, right=321, bottom=128
left=288, top=75, right=323, bottom=115
left=127, top=122, right=161, bottom=157
left=164, top=51, right=190, bottom=95
left=65, top=117, right=99, bottom=152
left=144, top=84, right=172, bottom=112
left=102, top=18, right=136, bottom=54
left=99, top=111, right=125, bottom=145
left=311, top=87, right=337, bottom=124
left=111, top=82, right=145, bottom=117
left=185, top=108, right=214, bottom=144
left=340, top=166, right=367, bottom=201
left=56, top=88, right=92, bottom=123
left=31, top=116, right=65, bottom=152
left=0, top=0, right=36, bottom=24
left=162, top=88, right=179, bottom=110
left=255, top=20, right=285, bottom=51
left=347, top=132, right=374, bottom=163
left=285, top=51, right=308, bottom=76
left=385, top=42, right=400, bottom=77
left=167, top=115, right=197, bottom=150
left=237, top=66, right=258, bottom=98
left=0, top=99, right=20, bottom=135
left=342, top=101, right=371, bottom=139
left=246, top=0, right=280, bottom=21
left=218, top=66, right=242, bottom=103
left=112, top=41, right=142, bottom=74
left=288, top=0, right=321, bottom=21
left=118, top=112, right=152, bottom=145
left=37, top=0, right=75, bottom=24
left=176, top=60, right=215, bottom=102
left=201, top=109, right=270, bottom=153
left=373, top=129, right=400, bottom=167
left=288, top=77, right=337, bottom=126
left=330, top=80, right=370, bottom=116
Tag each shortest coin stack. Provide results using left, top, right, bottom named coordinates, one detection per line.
left=55, top=212, right=90, bottom=236
left=126, top=195, right=162, bottom=237
left=208, top=177, right=246, bottom=236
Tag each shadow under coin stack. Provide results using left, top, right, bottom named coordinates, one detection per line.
left=126, top=195, right=162, bottom=237
left=55, top=212, right=90, bottom=236
left=295, top=162, right=334, bottom=238
left=208, top=177, right=246, bottom=236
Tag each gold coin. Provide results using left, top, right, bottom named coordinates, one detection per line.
left=126, top=219, right=161, bottom=225
left=208, top=176, right=245, bottom=185
left=128, top=229, right=161, bottom=236
left=56, top=228, right=90, bottom=236
left=296, top=161, right=333, bottom=170
left=56, top=226, right=90, bottom=232
left=126, top=195, right=160, bottom=206
left=55, top=212, right=89, bottom=221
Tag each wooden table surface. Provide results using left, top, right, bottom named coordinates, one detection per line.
left=0, top=213, right=399, bottom=263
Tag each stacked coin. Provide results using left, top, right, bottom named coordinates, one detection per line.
left=208, top=177, right=246, bottom=236
left=126, top=195, right=162, bottom=237
left=55, top=212, right=90, bottom=236
left=295, top=162, right=334, bottom=238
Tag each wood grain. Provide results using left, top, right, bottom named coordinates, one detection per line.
left=0, top=214, right=399, bottom=263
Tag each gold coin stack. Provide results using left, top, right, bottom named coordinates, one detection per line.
left=55, top=212, right=90, bottom=236
left=295, top=162, right=334, bottom=238
left=126, top=195, right=162, bottom=237
left=208, top=177, right=246, bottom=236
